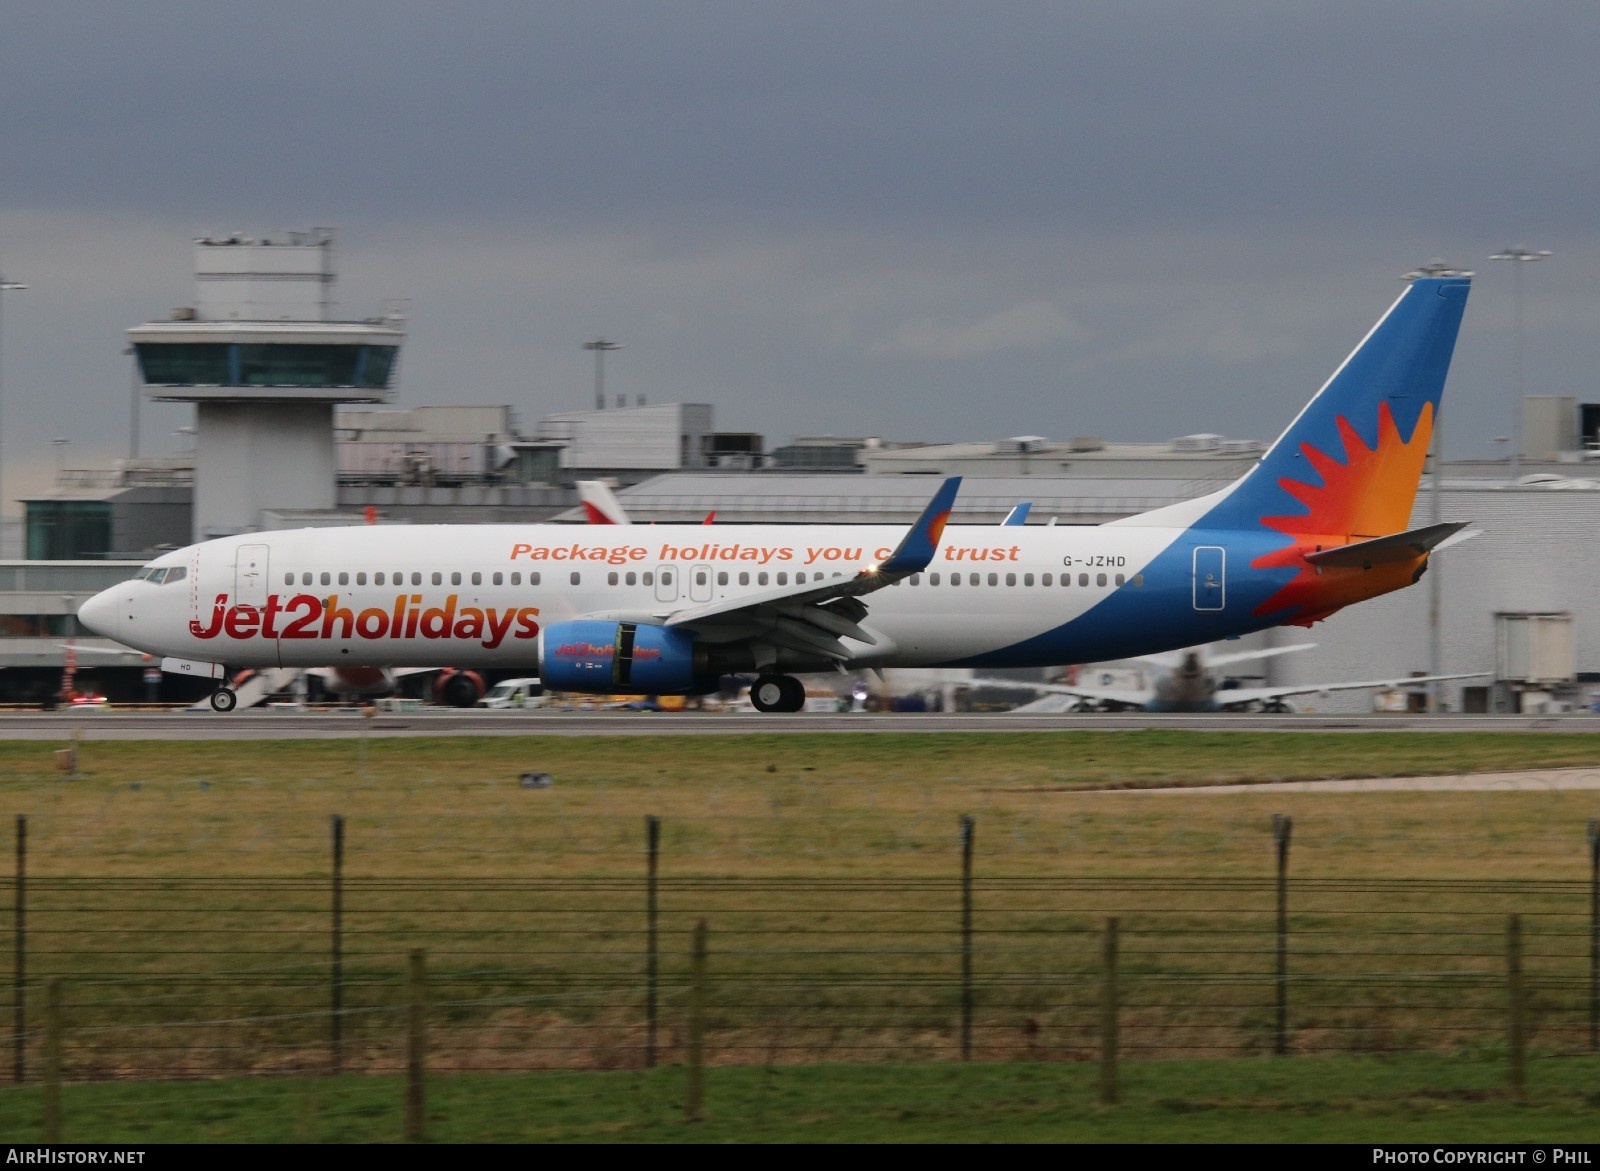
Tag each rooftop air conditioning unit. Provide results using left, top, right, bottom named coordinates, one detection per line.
left=1171, top=433, right=1222, bottom=453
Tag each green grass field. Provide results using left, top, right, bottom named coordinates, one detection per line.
left=4, top=1055, right=1599, bottom=1143
left=3, top=729, right=1600, bottom=1142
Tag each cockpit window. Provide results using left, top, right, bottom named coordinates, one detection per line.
left=134, top=565, right=187, bottom=585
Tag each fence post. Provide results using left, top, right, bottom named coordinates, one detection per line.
left=1099, top=917, right=1119, bottom=1107
left=1508, top=914, right=1526, bottom=1102
left=42, top=978, right=60, bottom=1143
left=331, top=814, right=345, bottom=1076
left=13, top=814, right=24, bottom=1084
left=960, top=815, right=974, bottom=1062
left=1273, top=813, right=1292, bottom=1056
left=405, top=948, right=426, bottom=1142
left=686, top=918, right=707, bottom=1123
left=1588, top=819, right=1598, bottom=1052
left=646, top=814, right=660, bottom=1070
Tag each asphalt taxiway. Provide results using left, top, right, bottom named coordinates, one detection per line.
left=2, top=709, right=1598, bottom=740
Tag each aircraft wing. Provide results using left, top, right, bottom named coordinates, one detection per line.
left=651, top=477, right=961, bottom=664
left=1135, top=643, right=1316, bottom=670
left=971, top=677, right=1150, bottom=708
left=1215, top=671, right=1488, bottom=710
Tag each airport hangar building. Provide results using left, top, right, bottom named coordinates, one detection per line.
left=4, top=231, right=1597, bottom=712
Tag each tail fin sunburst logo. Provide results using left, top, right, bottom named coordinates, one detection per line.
left=1251, top=399, right=1434, bottom=623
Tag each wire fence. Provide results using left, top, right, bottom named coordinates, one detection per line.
left=4, top=869, right=1598, bottom=1083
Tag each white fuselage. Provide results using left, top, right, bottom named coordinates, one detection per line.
left=80, top=521, right=1209, bottom=674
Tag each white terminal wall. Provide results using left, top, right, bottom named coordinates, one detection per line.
left=539, top=404, right=713, bottom=470
left=1266, top=486, right=1600, bottom=712
left=193, top=402, right=337, bottom=539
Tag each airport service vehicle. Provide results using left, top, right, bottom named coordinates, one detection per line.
left=477, top=678, right=544, bottom=709
left=79, top=277, right=1471, bottom=714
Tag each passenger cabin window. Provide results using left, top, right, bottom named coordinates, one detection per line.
left=411, top=572, right=422, bottom=586
left=471, top=572, right=481, bottom=586
left=529, top=572, right=540, bottom=586
left=1133, top=573, right=1145, bottom=587
left=338, top=572, right=349, bottom=586
left=570, top=572, right=581, bottom=585
left=969, top=573, right=980, bottom=586
left=1079, top=573, right=1089, bottom=587
left=776, top=572, right=787, bottom=586
left=717, top=571, right=728, bottom=586
left=431, top=572, right=443, bottom=586
left=608, top=572, right=619, bottom=586
left=1096, top=573, right=1107, bottom=587
left=493, top=572, right=503, bottom=586
left=988, top=573, right=999, bottom=586
left=929, top=573, right=939, bottom=585
left=739, top=572, right=750, bottom=586
left=1115, top=573, right=1125, bottom=586
left=283, top=573, right=294, bottom=586
left=757, top=572, right=768, bottom=586
left=302, top=573, right=313, bottom=586
left=1023, top=573, right=1034, bottom=586
left=450, top=572, right=461, bottom=586
left=320, top=572, right=331, bottom=586
left=357, top=572, right=367, bottom=585
left=642, top=572, right=653, bottom=586
left=626, top=571, right=637, bottom=586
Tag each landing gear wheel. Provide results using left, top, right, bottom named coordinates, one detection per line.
left=777, top=675, right=806, bottom=712
left=750, top=674, right=806, bottom=713
left=210, top=688, right=238, bottom=713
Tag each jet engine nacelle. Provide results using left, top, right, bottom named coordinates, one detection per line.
left=539, top=620, right=709, bottom=694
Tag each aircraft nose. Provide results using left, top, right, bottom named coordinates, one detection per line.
left=77, top=588, right=122, bottom=640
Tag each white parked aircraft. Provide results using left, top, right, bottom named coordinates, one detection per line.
left=977, top=643, right=1484, bottom=713
left=79, top=277, right=1473, bottom=713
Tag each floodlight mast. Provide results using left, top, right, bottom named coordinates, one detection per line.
left=1402, top=262, right=1473, bottom=715
left=582, top=338, right=623, bottom=411
left=1488, top=248, right=1552, bottom=483
left=0, top=278, right=28, bottom=557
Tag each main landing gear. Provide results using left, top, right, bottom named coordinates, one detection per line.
left=749, top=674, right=806, bottom=713
left=210, top=687, right=238, bottom=713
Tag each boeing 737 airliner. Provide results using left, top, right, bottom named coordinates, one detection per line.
left=79, top=277, right=1471, bottom=712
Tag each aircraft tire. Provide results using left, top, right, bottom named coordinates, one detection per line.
left=751, top=674, right=806, bottom=713
left=777, top=675, right=807, bottom=712
left=210, top=688, right=238, bottom=713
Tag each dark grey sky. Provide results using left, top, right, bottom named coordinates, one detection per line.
left=1, top=1, right=1596, bottom=508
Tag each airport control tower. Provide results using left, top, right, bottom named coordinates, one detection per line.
left=126, top=230, right=405, bottom=540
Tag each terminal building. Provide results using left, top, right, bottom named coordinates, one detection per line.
left=5, top=232, right=1600, bottom=712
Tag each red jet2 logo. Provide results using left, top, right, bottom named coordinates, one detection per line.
left=190, top=593, right=540, bottom=650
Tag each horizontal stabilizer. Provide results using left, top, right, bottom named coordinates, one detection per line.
left=1304, top=522, right=1468, bottom=569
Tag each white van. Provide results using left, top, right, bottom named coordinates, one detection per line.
left=477, top=678, right=545, bottom=709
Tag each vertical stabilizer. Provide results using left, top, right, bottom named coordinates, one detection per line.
left=1114, top=276, right=1470, bottom=536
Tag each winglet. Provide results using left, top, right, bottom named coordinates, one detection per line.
left=876, top=477, right=961, bottom=576
left=1001, top=502, right=1031, bottom=527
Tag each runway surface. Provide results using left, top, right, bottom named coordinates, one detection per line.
left=4, top=708, right=1599, bottom=740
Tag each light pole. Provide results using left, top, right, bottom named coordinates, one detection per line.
left=1402, top=261, right=1473, bottom=714
left=582, top=338, right=622, bottom=411
left=0, top=277, right=28, bottom=558
left=1488, top=247, right=1552, bottom=482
